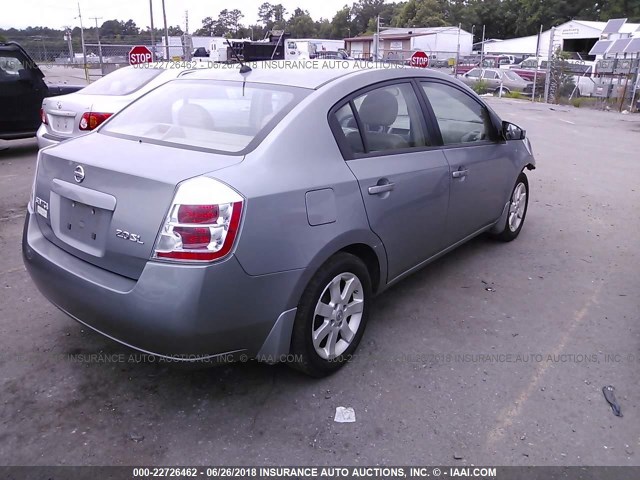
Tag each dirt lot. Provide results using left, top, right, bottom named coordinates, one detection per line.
left=0, top=99, right=639, bottom=467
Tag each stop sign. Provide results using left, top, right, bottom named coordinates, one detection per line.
left=129, top=45, right=153, bottom=65
left=410, top=51, right=429, bottom=68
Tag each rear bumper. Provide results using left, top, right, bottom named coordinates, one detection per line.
left=22, top=208, right=304, bottom=360
left=36, top=125, right=67, bottom=149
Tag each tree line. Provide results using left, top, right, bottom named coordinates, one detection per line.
left=193, top=0, right=639, bottom=41
left=1, top=0, right=638, bottom=52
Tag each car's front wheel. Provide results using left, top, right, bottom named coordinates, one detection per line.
left=289, top=252, right=372, bottom=377
left=491, top=172, right=529, bottom=241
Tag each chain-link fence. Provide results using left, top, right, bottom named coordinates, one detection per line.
left=344, top=49, right=457, bottom=72
left=83, top=43, right=160, bottom=78
left=20, top=39, right=163, bottom=83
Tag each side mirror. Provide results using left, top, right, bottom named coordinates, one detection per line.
left=503, top=121, right=526, bottom=140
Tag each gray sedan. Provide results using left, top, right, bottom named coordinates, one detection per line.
left=23, top=62, right=535, bottom=377
left=461, top=67, right=533, bottom=95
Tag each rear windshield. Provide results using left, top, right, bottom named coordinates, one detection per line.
left=101, top=80, right=309, bottom=154
left=80, top=67, right=164, bottom=95
left=503, top=70, right=523, bottom=81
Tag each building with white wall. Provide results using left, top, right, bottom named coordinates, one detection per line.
left=483, top=19, right=640, bottom=59
left=345, top=26, right=472, bottom=60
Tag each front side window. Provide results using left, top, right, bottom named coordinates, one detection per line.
left=422, top=82, right=495, bottom=145
left=80, top=66, right=164, bottom=96
left=102, top=79, right=307, bottom=154
left=339, top=83, right=429, bottom=154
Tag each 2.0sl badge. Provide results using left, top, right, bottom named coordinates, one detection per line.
left=115, top=229, right=144, bottom=244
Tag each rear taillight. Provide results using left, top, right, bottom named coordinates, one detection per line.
left=30, top=150, right=43, bottom=209
left=153, top=177, right=244, bottom=262
left=40, top=108, right=48, bottom=125
left=79, top=112, right=112, bottom=131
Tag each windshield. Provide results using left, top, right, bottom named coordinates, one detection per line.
left=101, top=79, right=308, bottom=154
left=80, top=67, right=164, bottom=96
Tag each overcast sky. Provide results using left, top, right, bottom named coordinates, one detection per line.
left=1, top=0, right=356, bottom=30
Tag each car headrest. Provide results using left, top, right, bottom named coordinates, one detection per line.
left=358, top=90, right=398, bottom=127
left=177, top=103, right=214, bottom=129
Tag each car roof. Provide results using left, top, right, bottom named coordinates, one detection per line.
left=125, top=62, right=212, bottom=73
left=184, top=60, right=451, bottom=90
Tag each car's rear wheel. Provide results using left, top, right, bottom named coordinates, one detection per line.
left=289, top=252, right=371, bottom=377
left=491, top=172, right=529, bottom=242
left=494, top=86, right=510, bottom=96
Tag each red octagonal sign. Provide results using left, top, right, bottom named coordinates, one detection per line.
left=129, top=45, right=153, bottom=65
left=410, top=50, right=429, bottom=68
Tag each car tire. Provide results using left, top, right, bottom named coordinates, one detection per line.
left=494, top=87, right=509, bottom=96
left=490, top=172, right=529, bottom=242
left=289, top=252, right=372, bottom=377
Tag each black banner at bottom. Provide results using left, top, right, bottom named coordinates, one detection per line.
left=0, top=466, right=638, bottom=480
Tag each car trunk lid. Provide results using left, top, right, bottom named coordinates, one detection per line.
left=42, top=94, right=127, bottom=139
left=33, top=132, right=242, bottom=279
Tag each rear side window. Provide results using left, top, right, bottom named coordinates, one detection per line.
left=503, top=70, right=522, bottom=81
left=334, top=103, right=364, bottom=153
left=0, top=52, right=23, bottom=78
left=466, top=69, right=481, bottom=78
left=80, top=67, right=164, bottom=96
left=421, top=82, right=495, bottom=145
left=102, top=79, right=308, bottom=154
left=332, top=83, right=430, bottom=155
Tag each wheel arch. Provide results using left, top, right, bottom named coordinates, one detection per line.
left=284, top=231, right=388, bottom=311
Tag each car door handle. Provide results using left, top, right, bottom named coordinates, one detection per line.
left=368, top=183, right=395, bottom=195
left=452, top=169, right=468, bottom=178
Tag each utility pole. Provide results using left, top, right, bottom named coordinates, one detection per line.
left=76, top=2, right=87, bottom=66
left=480, top=24, right=485, bottom=65
left=531, top=24, right=543, bottom=102
left=375, top=15, right=381, bottom=61
left=455, top=23, right=461, bottom=78
left=89, top=16, right=103, bottom=68
left=161, top=0, right=170, bottom=60
left=183, top=10, right=192, bottom=60
left=149, top=0, right=156, bottom=60
left=63, top=27, right=74, bottom=62
left=544, top=27, right=556, bottom=103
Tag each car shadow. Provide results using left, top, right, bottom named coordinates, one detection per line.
left=56, top=232, right=499, bottom=388
left=0, top=138, right=38, bottom=159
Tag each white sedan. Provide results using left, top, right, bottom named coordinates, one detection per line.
left=37, top=62, right=209, bottom=149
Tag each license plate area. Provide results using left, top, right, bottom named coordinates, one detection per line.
left=49, top=113, right=75, bottom=134
left=50, top=193, right=112, bottom=257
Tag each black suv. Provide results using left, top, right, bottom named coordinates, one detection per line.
left=0, top=42, right=84, bottom=140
